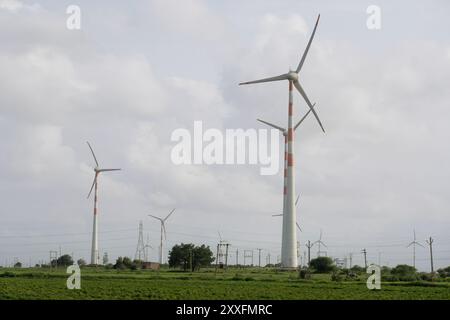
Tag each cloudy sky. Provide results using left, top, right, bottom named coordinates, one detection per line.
left=0, top=0, right=449, bottom=271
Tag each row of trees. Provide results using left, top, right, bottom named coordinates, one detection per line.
left=168, top=244, right=215, bottom=271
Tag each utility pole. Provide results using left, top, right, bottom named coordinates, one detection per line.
left=426, top=237, right=434, bottom=273
left=235, top=249, right=239, bottom=267
left=306, top=240, right=314, bottom=267
left=362, top=249, right=367, bottom=269
left=257, top=248, right=262, bottom=268
left=349, top=253, right=353, bottom=269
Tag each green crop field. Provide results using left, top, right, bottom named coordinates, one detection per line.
left=0, top=267, right=449, bottom=300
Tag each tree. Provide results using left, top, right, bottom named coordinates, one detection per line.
left=437, top=266, right=450, bottom=278
left=193, top=244, right=215, bottom=271
left=169, top=243, right=194, bottom=271
left=51, top=254, right=73, bottom=267
left=391, top=264, right=418, bottom=281
left=309, top=257, right=335, bottom=273
left=350, top=265, right=365, bottom=274
left=77, top=259, right=86, bottom=267
left=14, top=262, right=22, bottom=268
left=114, top=257, right=135, bottom=270
left=57, top=254, right=74, bottom=267
left=114, top=257, right=125, bottom=269
left=122, top=257, right=133, bottom=268
left=168, top=243, right=214, bottom=271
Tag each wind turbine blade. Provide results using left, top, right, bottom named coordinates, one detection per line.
left=296, top=222, right=302, bottom=232
left=257, top=119, right=286, bottom=132
left=295, top=195, right=300, bottom=206
left=164, top=208, right=176, bottom=222
left=218, top=231, right=222, bottom=241
left=98, top=168, right=121, bottom=172
left=294, top=103, right=316, bottom=131
left=417, top=242, right=425, bottom=248
left=86, top=142, right=99, bottom=167
left=320, top=241, right=327, bottom=248
left=87, top=176, right=96, bottom=199
left=296, top=14, right=320, bottom=73
left=239, top=74, right=289, bottom=85
left=272, top=214, right=283, bottom=217
left=293, top=81, right=325, bottom=132
left=407, top=242, right=414, bottom=248
left=148, top=214, right=163, bottom=222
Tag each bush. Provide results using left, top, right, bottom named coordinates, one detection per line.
left=391, top=264, right=419, bottom=281
left=419, top=272, right=435, bottom=282
left=309, top=257, right=335, bottom=273
left=437, top=266, right=450, bottom=278
left=0, top=271, right=16, bottom=278
left=331, top=271, right=344, bottom=282
left=299, top=268, right=312, bottom=280
left=350, top=265, right=365, bottom=274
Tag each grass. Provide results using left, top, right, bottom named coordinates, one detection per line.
left=0, top=267, right=449, bottom=300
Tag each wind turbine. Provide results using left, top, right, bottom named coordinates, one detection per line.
left=86, top=141, right=121, bottom=265
left=314, top=229, right=327, bottom=257
left=407, top=229, right=424, bottom=269
left=240, top=14, right=324, bottom=268
left=272, top=195, right=302, bottom=232
left=148, top=208, right=176, bottom=264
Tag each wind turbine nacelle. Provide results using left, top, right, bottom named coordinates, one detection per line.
left=287, top=72, right=298, bottom=81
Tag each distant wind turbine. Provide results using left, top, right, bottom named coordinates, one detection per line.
left=148, top=209, right=176, bottom=264
left=407, top=229, right=424, bottom=269
left=314, top=229, right=327, bottom=257
left=86, top=141, right=121, bottom=265
left=272, top=195, right=302, bottom=232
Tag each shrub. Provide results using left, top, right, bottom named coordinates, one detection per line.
left=331, top=271, right=344, bottom=282
left=391, top=264, right=419, bottom=281
left=0, top=271, right=16, bottom=278
left=299, top=268, right=311, bottom=280
left=309, top=257, right=335, bottom=273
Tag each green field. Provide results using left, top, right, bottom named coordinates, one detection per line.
left=0, top=267, right=449, bottom=300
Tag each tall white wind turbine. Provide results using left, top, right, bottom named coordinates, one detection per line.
left=148, top=208, right=176, bottom=264
left=407, top=229, right=424, bottom=269
left=240, top=14, right=324, bottom=268
left=86, top=141, right=121, bottom=265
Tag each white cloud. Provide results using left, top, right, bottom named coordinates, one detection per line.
left=0, top=0, right=23, bottom=12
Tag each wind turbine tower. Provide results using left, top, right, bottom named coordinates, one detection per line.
left=86, top=142, right=121, bottom=265
left=148, top=209, right=176, bottom=264
left=239, top=15, right=324, bottom=268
